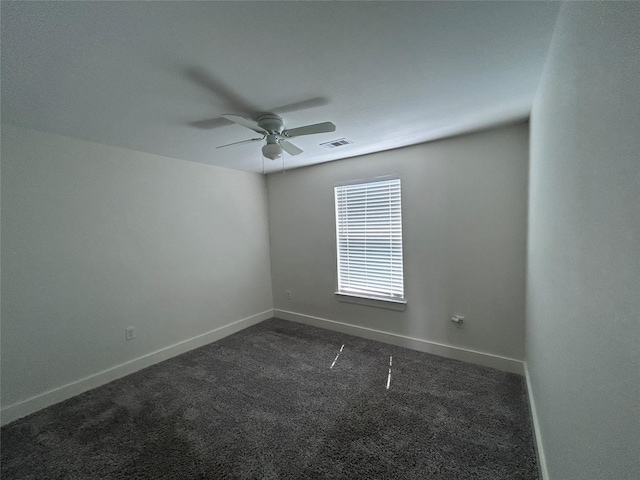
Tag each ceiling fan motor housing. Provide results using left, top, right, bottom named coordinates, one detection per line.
left=257, top=114, right=284, bottom=134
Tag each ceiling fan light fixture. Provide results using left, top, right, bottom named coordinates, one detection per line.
left=262, top=142, right=283, bottom=160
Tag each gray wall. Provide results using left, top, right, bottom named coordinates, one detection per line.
left=526, top=3, right=640, bottom=479
left=267, top=123, right=529, bottom=361
left=1, top=124, right=273, bottom=409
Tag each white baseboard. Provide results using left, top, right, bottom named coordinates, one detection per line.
left=524, top=363, right=549, bottom=480
left=274, top=309, right=524, bottom=375
left=0, top=310, right=273, bottom=426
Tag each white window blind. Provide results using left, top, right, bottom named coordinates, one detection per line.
left=335, top=177, right=405, bottom=301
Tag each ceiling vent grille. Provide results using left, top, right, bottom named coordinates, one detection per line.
left=320, top=138, right=353, bottom=149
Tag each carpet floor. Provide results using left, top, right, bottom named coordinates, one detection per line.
left=1, top=318, right=539, bottom=479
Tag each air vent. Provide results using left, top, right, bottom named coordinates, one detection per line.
left=320, top=138, right=353, bottom=149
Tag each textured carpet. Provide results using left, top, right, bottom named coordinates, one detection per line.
left=1, top=318, right=539, bottom=479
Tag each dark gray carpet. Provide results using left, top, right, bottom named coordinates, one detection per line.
left=1, top=318, right=539, bottom=479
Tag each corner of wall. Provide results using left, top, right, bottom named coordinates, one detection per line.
left=524, top=362, right=549, bottom=480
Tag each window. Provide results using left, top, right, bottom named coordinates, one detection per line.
left=334, top=176, right=405, bottom=305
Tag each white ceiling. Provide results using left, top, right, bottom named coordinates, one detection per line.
left=1, top=1, right=559, bottom=174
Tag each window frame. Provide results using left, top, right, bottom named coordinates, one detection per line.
left=334, top=175, right=406, bottom=310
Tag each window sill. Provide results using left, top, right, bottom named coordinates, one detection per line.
left=335, top=292, right=407, bottom=311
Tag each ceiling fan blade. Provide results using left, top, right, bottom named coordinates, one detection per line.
left=283, top=121, right=336, bottom=138
left=185, top=67, right=258, bottom=115
left=189, top=118, right=232, bottom=129
left=222, top=114, right=267, bottom=134
left=279, top=140, right=304, bottom=156
left=272, top=97, right=329, bottom=114
left=216, top=137, right=264, bottom=149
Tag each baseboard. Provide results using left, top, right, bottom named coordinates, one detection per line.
left=524, top=363, right=549, bottom=480
left=0, top=309, right=273, bottom=426
left=274, top=309, right=524, bottom=375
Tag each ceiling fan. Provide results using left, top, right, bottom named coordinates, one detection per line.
left=217, top=113, right=336, bottom=160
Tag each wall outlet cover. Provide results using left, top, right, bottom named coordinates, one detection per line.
left=125, top=327, right=136, bottom=341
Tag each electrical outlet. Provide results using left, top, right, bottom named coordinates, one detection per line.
left=125, top=326, right=136, bottom=341
left=286, top=290, right=292, bottom=299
